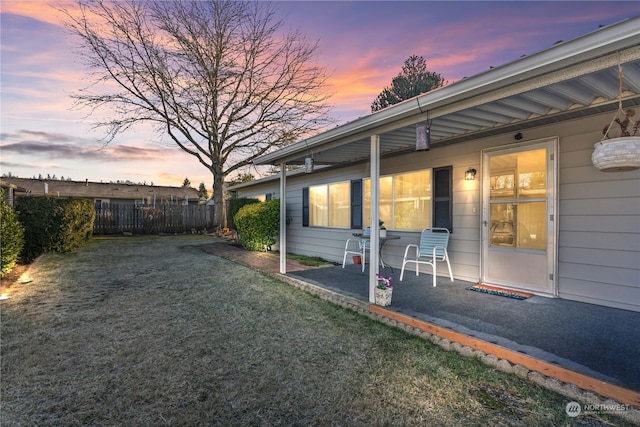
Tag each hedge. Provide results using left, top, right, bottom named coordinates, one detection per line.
left=234, top=199, right=279, bottom=251
left=226, top=197, right=260, bottom=230
left=16, top=196, right=95, bottom=262
left=0, top=189, right=25, bottom=276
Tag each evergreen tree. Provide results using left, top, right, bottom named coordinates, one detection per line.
left=371, top=55, right=445, bottom=112
left=198, top=183, right=209, bottom=199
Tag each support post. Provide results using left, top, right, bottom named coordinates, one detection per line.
left=369, top=135, right=380, bottom=303
left=279, top=162, right=287, bottom=274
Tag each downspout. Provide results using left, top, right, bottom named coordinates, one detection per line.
left=279, top=162, right=287, bottom=274
left=369, top=135, right=381, bottom=303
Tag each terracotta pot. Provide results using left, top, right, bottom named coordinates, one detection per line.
left=353, top=255, right=362, bottom=265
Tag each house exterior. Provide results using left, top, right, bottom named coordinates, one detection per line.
left=1, top=177, right=203, bottom=206
left=230, top=17, right=640, bottom=312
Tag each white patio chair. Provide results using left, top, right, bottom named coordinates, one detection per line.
left=342, top=227, right=371, bottom=272
left=400, top=228, right=453, bottom=287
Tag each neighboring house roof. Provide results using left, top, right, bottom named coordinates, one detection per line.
left=1, top=180, right=29, bottom=207
left=0, top=180, right=29, bottom=194
left=255, top=16, right=640, bottom=166
left=1, top=177, right=202, bottom=203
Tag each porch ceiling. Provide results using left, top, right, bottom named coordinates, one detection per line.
left=283, top=58, right=640, bottom=166
left=306, top=91, right=640, bottom=168
left=254, top=18, right=640, bottom=167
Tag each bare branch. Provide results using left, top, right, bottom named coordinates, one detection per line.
left=61, top=0, right=333, bottom=224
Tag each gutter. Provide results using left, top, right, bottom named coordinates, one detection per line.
left=255, top=16, right=640, bottom=165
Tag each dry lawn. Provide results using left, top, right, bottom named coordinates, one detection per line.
left=1, top=236, right=631, bottom=426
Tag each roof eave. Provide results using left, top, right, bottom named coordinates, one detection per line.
left=255, top=16, right=640, bottom=166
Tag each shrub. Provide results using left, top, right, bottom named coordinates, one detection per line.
left=16, top=196, right=95, bottom=262
left=0, top=189, right=25, bottom=276
left=234, top=199, right=279, bottom=251
left=226, top=197, right=260, bottom=230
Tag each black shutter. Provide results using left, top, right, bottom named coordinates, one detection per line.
left=350, top=179, right=363, bottom=229
left=302, top=187, right=309, bottom=227
left=433, top=166, right=452, bottom=232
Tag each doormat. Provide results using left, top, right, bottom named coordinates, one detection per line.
left=468, top=284, right=534, bottom=300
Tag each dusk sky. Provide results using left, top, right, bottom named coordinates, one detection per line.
left=2, top=1, right=640, bottom=190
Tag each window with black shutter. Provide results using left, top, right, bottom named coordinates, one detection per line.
left=433, top=166, right=452, bottom=232
left=302, top=187, right=309, bottom=227
left=350, top=179, right=362, bottom=229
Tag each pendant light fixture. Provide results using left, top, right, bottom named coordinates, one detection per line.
left=416, top=112, right=431, bottom=152
left=416, top=124, right=430, bottom=151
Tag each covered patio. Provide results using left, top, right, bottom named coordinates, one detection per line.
left=251, top=17, right=640, bottom=310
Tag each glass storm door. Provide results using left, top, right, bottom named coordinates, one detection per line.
left=481, top=140, right=557, bottom=295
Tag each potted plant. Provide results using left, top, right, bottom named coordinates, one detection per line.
left=379, top=220, right=387, bottom=238
left=374, top=273, right=393, bottom=306
left=592, top=106, right=640, bottom=172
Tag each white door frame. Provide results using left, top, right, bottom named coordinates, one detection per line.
left=481, top=137, right=558, bottom=296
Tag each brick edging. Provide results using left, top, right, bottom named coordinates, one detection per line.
left=370, top=305, right=640, bottom=408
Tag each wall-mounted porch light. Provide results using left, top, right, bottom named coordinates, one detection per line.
left=416, top=124, right=430, bottom=151
left=465, top=168, right=477, bottom=181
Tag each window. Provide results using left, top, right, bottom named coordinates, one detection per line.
left=329, top=182, right=350, bottom=226
left=302, top=168, right=451, bottom=231
left=364, top=169, right=432, bottom=230
left=489, top=149, right=546, bottom=250
left=363, top=166, right=452, bottom=231
left=306, top=181, right=350, bottom=228
left=309, top=185, right=327, bottom=226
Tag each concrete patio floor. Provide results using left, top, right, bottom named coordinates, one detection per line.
left=201, top=240, right=640, bottom=406
left=290, top=264, right=640, bottom=392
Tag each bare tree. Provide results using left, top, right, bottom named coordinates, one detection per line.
left=62, top=0, right=333, bottom=225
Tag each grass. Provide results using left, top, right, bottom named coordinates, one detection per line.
left=0, top=235, right=633, bottom=426
left=283, top=252, right=333, bottom=267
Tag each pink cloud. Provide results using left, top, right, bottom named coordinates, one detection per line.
left=3, top=0, right=639, bottom=185
left=2, top=1, right=88, bottom=28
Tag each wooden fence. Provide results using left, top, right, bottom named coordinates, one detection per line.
left=94, top=204, right=212, bottom=235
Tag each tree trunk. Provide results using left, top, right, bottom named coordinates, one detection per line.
left=212, top=171, right=225, bottom=228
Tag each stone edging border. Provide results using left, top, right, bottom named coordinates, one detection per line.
left=274, top=272, right=640, bottom=424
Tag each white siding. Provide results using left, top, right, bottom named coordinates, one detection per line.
left=236, top=111, right=640, bottom=311
left=281, top=164, right=368, bottom=262
left=555, top=113, right=640, bottom=312
left=237, top=151, right=484, bottom=283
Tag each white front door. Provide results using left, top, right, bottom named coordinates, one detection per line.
left=481, top=139, right=557, bottom=295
